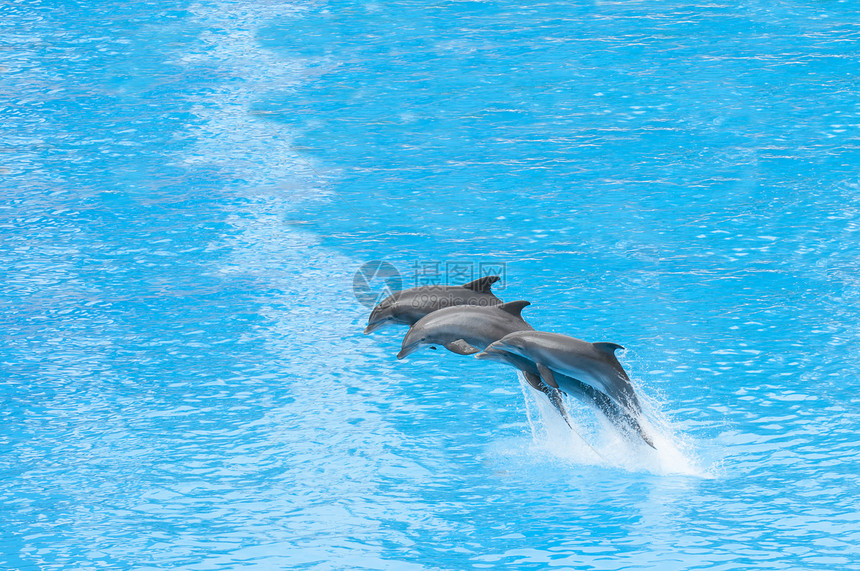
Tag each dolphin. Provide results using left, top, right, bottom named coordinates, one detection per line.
left=396, top=300, right=534, bottom=360
left=395, top=302, right=574, bottom=426
left=476, top=346, right=654, bottom=447
left=476, top=331, right=655, bottom=447
left=364, top=275, right=503, bottom=334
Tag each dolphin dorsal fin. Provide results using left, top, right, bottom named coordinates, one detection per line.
left=498, top=300, right=530, bottom=317
left=462, top=275, right=500, bottom=293
left=593, top=342, right=625, bottom=355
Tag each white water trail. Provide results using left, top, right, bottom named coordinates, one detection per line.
left=518, top=373, right=711, bottom=477
left=518, top=373, right=607, bottom=466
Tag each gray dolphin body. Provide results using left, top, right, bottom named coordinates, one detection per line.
left=476, top=331, right=654, bottom=448
left=396, top=301, right=534, bottom=360
left=364, top=276, right=503, bottom=334
left=396, top=302, right=574, bottom=427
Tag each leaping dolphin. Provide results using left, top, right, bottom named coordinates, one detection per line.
left=476, top=331, right=655, bottom=447
left=396, top=302, right=574, bottom=427
left=364, top=275, right=503, bottom=334
left=396, top=300, right=534, bottom=360
left=476, top=346, right=654, bottom=447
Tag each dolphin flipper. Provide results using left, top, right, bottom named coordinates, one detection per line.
left=444, top=339, right=480, bottom=355
left=536, top=363, right=559, bottom=389
left=522, top=372, right=572, bottom=428
left=522, top=371, right=544, bottom=392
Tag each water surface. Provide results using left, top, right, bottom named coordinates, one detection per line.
left=2, top=0, right=859, bottom=569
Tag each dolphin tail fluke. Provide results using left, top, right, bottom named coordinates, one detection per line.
left=640, top=431, right=656, bottom=449
left=547, top=387, right=573, bottom=429
left=616, top=406, right=655, bottom=449
left=631, top=418, right=657, bottom=449
left=592, top=392, right=656, bottom=449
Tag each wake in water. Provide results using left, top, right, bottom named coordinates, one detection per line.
left=516, top=372, right=710, bottom=477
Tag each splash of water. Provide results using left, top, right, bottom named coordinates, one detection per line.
left=517, top=373, right=713, bottom=477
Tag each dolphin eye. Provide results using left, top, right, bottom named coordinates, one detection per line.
left=429, top=346, right=437, bottom=350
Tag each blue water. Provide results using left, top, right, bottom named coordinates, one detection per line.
left=2, top=0, right=859, bottom=568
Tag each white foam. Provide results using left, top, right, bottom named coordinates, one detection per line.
left=517, top=373, right=714, bottom=478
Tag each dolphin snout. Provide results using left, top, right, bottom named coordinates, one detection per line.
left=396, top=349, right=410, bottom=360
left=397, top=343, right=420, bottom=360
left=364, top=320, right=386, bottom=334
left=475, top=340, right=520, bottom=363
left=397, top=335, right=428, bottom=359
left=475, top=346, right=505, bottom=362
